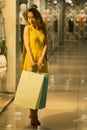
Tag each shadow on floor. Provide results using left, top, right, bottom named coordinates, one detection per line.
left=41, top=111, right=78, bottom=130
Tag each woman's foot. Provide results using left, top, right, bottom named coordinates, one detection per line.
left=29, top=115, right=41, bottom=127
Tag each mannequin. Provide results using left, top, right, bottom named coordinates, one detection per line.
left=77, top=10, right=86, bottom=40
left=68, top=15, right=74, bottom=33
left=53, top=16, right=58, bottom=33
left=77, top=10, right=86, bottom=27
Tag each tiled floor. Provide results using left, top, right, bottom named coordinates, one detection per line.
left=0, top=42, right=87, bottom=130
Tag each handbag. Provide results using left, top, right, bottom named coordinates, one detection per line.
left=13, top=71, right=48, bottom=109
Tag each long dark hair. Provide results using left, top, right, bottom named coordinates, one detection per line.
left=25, top=8, right=47, bottom=35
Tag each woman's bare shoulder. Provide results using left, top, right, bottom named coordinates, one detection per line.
left=24, top=25, right=30, bottom=30
left=24, top=25, right=31, bottom=33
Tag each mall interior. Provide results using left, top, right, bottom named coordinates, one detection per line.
left=0, top=0, right=87, bottom=129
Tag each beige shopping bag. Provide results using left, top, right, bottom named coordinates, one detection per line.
left=13, top=71, right=45, bottom=109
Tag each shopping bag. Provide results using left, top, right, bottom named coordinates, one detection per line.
left=37, top=73, right=49, bottom=109
left=13, top=71, right=45, bottom=109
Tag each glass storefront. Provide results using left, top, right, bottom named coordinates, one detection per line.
left=0, top=0, right=16, bottom=112
left=0, top=9, right=7, bottom=93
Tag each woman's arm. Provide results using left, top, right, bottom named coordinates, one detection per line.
left=38, top=33, right=48, bottom=68
left=23, top=26, right=35, bottom=67
left=37, top=43, right=47, bottom=68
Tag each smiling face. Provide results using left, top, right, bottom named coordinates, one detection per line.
left=27, top=12, right=36, bottom=27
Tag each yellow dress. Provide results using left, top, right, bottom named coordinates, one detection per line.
left=23, top=25, right=48, bottom=73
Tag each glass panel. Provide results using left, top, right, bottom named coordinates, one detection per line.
left=0, top=5, right=7, bottom=93
left=0, top=0, right=15, bottom=112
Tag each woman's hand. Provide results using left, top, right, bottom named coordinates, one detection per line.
left=37, top=59, right=44, bottom=70
left=30, top=60, right=36, bottom=67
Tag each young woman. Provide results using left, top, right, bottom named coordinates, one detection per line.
left=23, top=8, right=48, bottom=127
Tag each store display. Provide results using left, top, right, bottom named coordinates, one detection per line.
left=64, top=1, right=87, bottom=43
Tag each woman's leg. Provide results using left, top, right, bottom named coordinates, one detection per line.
left=29, top=109, right=40, bottom=126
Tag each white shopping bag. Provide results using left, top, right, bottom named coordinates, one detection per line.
left=13, top=71, right=45, bottom=109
